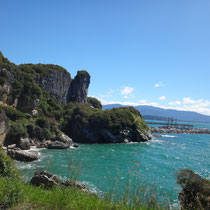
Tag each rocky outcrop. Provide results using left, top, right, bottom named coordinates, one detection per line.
left=1, top=52, right=91, bottom=111
left=151, top=127, right=210, bottom=134
left=72, top=127, right=152, bottom=144
left=68, top=71, right=90, bottom=103
left=7, top=149, right=38, bottom=162
left=31, top=171, right=92, bottom=194
left=64, top=107, right=152, bottom=144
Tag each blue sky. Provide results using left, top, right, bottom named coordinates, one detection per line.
left=1, top=0, right=210, bottom=115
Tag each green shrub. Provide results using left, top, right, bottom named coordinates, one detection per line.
left=176, top=169, right=210, bottom=210
left=0, top=77, right=5, bottom=86
left=4, top=123, right=28, bottom=146
left=36, top=117, right=50, bottom=129
left=4, top=107, right=26, bottom=121
left=88, top=97, right=102, bottom=109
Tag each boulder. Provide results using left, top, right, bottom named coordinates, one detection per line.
left=47, top=141, right=70, bottom=149
left=31, top=171, right=92, bottom=194
left=17, top=137, right=31, bottom=150
left=31, top=171, right=62, bottom=188
left=72, top=144, right=79, bottom=148
left=7, top=144, right=17, bottom=149
left=7, top=149, right=38, bottom=162
left=57, top=133, right=73, bottom=145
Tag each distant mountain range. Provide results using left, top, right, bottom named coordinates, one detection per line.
left=103, top=104, right=210, bottom=123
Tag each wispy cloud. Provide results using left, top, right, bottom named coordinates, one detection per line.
left=154, top=81, right=164, bottom=88
left=158, top=96, right=166, bottom=100
left=169, top=101, right=181, bottom=106
left=183, top=97, right=203, bottom=105
left=168, top=97, right=210, bottom=115
left=100, top=89, right=117, bottom=98
left=121, top=86, right=134, bottom=98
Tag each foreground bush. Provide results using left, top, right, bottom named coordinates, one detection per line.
left=176, top=169, right=210, bottom=210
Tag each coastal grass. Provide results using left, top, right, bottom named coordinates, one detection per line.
left=6, top=183, right=169, bottom=210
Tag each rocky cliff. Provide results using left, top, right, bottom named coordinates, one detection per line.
left=0, top=52, right=90, bottom=112
left=34, top=66, right=72, bottom=105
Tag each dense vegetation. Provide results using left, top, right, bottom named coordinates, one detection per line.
left=176, top=169, right=210, bottom=210
left=87, top=97, right=102, bottom=109
left=61, top=103, right=150, bottom=143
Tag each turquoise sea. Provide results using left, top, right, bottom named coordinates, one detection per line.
left=16, top=121, right=210, bottom=205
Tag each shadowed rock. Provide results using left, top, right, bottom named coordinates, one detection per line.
left=17, top=137, right=31, bottom=150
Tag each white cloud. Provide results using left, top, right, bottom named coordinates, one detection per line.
left=158, top=96, right=166, bottom=100
left=121, top=86, right=134, bottom=95
left=121, top=86, right=134, bottom=98
left=183, top=97, right=203, bottom=104
left=100, top=89, right=117, bottom=98
left=138, top=100, right=147, bottom=103
left=154, top=81, right=164, bottom=88
left=169, top=101, right=181, bottom=106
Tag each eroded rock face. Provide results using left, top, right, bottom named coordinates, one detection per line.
left=68, top=71, right=90, bottom=103
left=34, top=69, right=72, bottom=105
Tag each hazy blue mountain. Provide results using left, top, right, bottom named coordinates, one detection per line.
left=103, top=104, right=210, bottom=123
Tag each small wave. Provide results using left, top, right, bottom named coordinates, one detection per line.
left=70, top=146, right=77, bottom=149
left=17, top=163, right=34, bottom=170
left=162, top=135, right=177, bottom=138
left=126, top=141, right=138, bottom=144
left=151, top=139, right=164, bottom=144
left=82, top=181, right=102, bottom=194
left=30, top=146, right=46, bottom=151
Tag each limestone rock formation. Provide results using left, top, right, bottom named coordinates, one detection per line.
left=68, top=71, right=90, bottom=103
left=34, top=67, right=71, bottom=105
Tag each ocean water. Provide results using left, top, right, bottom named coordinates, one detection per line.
left=16, top=122, right=210, bottom=205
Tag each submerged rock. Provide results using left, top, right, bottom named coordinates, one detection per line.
left=7, top=149, right=38, bottom=162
